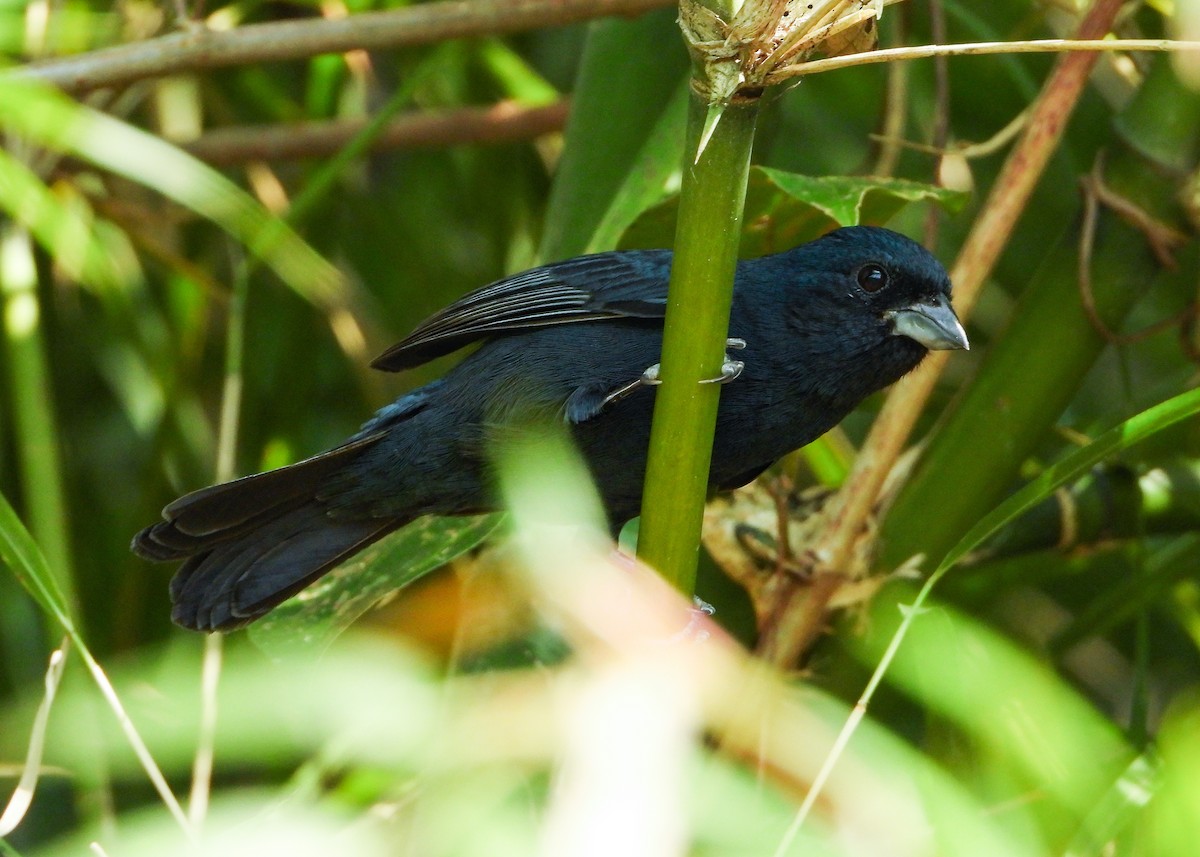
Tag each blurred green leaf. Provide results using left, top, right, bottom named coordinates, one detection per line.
left=0, top=80, right=346, bottom=311
left=479, top=39, right=559, bottom=105
left=0, top=149, right=138, bottom=291
left=1062, top=752, right=1159, bottom=857
left=0, top=488, right=73, bottom=633
left=583, top=77, right=688, bottom=255
left=250, top=513, right=505, bottom=655
left=857, top=591, right=1132, bottom=823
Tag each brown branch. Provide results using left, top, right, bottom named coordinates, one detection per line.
left=183, top=100, right=569, bottom=165
left=754, top=0, right=1128, bottom=669
left=11, top=0, right=672, bottom=94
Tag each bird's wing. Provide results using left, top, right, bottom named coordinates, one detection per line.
left=371, top=250, right=672, bottom=372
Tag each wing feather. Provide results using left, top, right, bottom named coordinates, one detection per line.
left=371, top=250, right=672, bottom=372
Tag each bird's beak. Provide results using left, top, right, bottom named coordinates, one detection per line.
left=887, top=293, right=970, bottom=351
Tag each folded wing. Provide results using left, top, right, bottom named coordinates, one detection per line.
left=371, top=250, right=672, bottom=371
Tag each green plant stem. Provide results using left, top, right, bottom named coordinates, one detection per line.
left=637, top=93, right=758, bottom=594
left=1, top=225, right=115, bottom=840
left=0, top=227, right=76, bottom=614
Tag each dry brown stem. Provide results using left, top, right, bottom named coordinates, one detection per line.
left=184, top=101, right=569, bottom=165
left=13, top=0, right=672, bottom=94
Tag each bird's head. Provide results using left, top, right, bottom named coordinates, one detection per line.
left=766, top=225, right=968, bottom=398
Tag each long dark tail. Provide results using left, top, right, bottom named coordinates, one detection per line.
left=132, top=434, right=400, bottom=632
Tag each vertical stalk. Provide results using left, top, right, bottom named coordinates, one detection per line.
left=1, top=225, right=117, bottom=833
left=187, top=260, right=248, bottom=829
left=0, top=226, right=76, bottom=611
left=637, top=92, right=758, bottom=593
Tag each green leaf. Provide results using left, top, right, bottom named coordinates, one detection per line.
left=250, top=513, right=505, bottom=655
left=0, top=79, right=346, bottom=311
left=938, top=387, right=1200, bottom=577
left=0, top=488, right=75, bottom=634
left=620, top=166, right=967, bottom=255
left=539, top=8, right=690, bottom=260
left=0, top=149, right=139, bottom=292
left=583, top=77, right=689, bottom=255
left=1062, top=751, right=1159, bottom=857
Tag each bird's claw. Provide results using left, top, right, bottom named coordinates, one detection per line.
left=700, top=359, right=744, bottom=385
left=598, top=364, right=661, bottom=411
left=700, top=338, right=747, bottom=386
left=597, top=338, right=746, bottom=412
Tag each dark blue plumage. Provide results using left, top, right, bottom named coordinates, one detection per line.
left=133, top=226, right=967, bottom=631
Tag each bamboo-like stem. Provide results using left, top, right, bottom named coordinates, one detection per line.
left=10, top=0, right=673, bottom=94
left=184, top=101, right=568, bottom=165
left=637, top=93, right=758, bottom=594
left=755, top=0, right=1127, bottom=668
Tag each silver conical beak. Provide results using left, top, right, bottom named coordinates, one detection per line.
left=887, top=293, right=969, bottom=351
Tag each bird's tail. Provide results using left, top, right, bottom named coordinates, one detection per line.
left=132, top=433, right=399, bottom=632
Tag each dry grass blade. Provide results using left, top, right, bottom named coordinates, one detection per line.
left=0, top=642, right=67, bottom=838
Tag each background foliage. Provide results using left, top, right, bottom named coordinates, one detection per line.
left=1, top=0, right=1199, bottom=854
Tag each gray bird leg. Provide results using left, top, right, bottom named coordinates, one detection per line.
left=700, top=337, right=746, bottom=385
left=597, top=337, right=747, bottom=412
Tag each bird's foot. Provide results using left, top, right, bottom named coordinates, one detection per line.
left=699, top=337, right=746, bottom=385
left=595, top=338, right=746, bottom=413
left=597, top=363, right=664, bottom=412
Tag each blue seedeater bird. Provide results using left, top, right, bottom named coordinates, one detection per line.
left=133, top=226, right=968, bottom=631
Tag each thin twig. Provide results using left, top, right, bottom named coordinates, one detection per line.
left=185, top=250, right=250, bottom=830
left=921, top=0, right=948, bottom=247
left=184, top=101, right=569, bottom=165
left=1078, top=157, right=1193, bottom=347
left=11, top=0, right=673, bottom=94
left=870, top=106, right=1029, bottom=160
left=769, top=37, right=1200, bottom=81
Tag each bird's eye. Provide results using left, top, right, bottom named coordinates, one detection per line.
left=857, top=263, right=889, bottom=292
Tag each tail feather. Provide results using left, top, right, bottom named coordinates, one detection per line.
left=169, top=504, right=395, bottom=631
left=144, top=433, right=383, bottom=551
left=132, top=432, right=395, bottom=632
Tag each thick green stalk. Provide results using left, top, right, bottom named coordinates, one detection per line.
left=637, top=93, right=757, bottom=593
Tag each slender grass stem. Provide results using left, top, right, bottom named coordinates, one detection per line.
left=0, top=227, right=76, bottom=615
